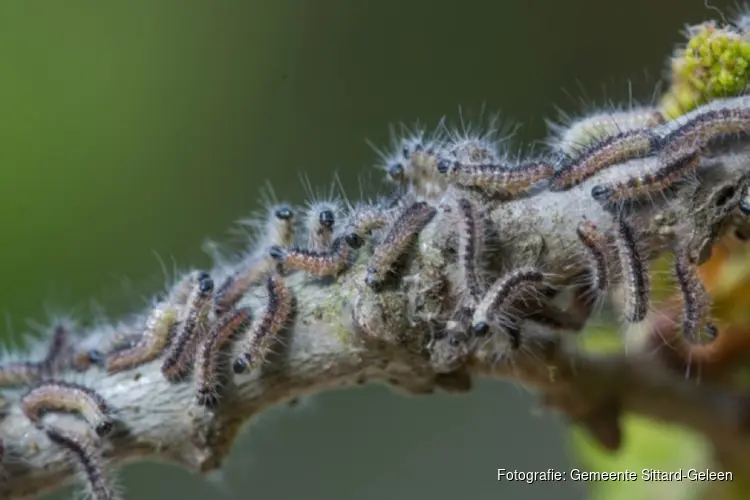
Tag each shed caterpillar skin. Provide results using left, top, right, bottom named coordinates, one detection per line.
left=0, top=323, right=69, bottom=387
left=613, top=216, right=650, bottom=323
left=161, top=272, right=214, bottom=382
left=591, top=154, right=700, bottom=208
left=233, top=274, right=294, bottom=374
left=214, top=205, right=295, bottom=315
left=104, top=306, right=178, bottom=374
left=470, top=267, right=546, bottom=337
left=657, top=95, right=750, bottom=163
left=673, top=245, right=712, bottom=343
left=549, top=107, right=666, bottom=158
left=45, top=426, right=118, bottom=500
left=437, top=159, right=554, bottom=197
left=22, top=381, right=114, bottom=436
left=195, top=307, right=253, bottom=407
left=270, top=234, right=362, bottom=277
left=365, top=201, right=437, bottom=289
left=549, top=129, right=659, bottom=191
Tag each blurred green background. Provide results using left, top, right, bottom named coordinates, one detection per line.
left=0, top=1, right=737, bottom=499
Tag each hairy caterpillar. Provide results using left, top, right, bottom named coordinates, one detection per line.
left=365, top=201, right=437, bottom=289
left=437, top=160, right=554, bottom=197
left=613, top=216, right=650, bottom=323
left=195, top=307, right=253, bottom=407
left=104, top=306, right=178, bottom=374
left=470, top=268, right=546, bottom=337
left=550, top=129, right=659, bottom=191
left=233, top=274, right=293, bottom=374
left=22, top=381, right=114, bottom=436
left=161, top=272, right=214, bottom=382
left=46, top=426, right=117, bottom=500
left=270, top=235, right=361, bottom=277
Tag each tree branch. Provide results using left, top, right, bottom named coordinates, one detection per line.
left=3, top=117, right=750, bottom=497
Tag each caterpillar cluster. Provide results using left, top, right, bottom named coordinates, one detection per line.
left=4, top=73, right=750, bottom=500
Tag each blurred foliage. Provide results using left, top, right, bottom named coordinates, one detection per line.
left=577, top=16, right=750, bottom=497
left=662, top=22, right=750, bottom=119
left=572, top=416, right=710, bottom=500
left=573, top=236, right=750, bottom=500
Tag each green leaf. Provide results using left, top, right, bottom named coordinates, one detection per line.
left=570, top=416, right=711, bottom=500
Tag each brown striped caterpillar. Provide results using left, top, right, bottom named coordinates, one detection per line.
left=657, top=95, right=750, bottom=163
left=613, top=215, right=650, bottom=323
left=214, top=204, right=296, bottom=315
left=549, top=129, right=659, bottom=191
left=22, top=381, right=114, bottom=436
left=46, top=426, right=118, bottom=500
left=548, top=106, right=665, bottom=158
left=454, top=197, right=486, bottom=306
left=161, top=271, right=214, bottom=382
left=70, top=329, right=142, bottom=373
left=437, top=160, right=554, bottom=198
left=591, top=154, right=699, bottom=208
left=233, top=274, right=293, bottom=374
left=673, top=245, right=712, bottom=344
left=195, top=307, right=253, bottom=407
left=105, top=306, right=178, bottom=374
left=214, top=258, right=268, bottom=316
left=271, top=235, right=362, bottom=277
left=575, top=218, right=611, bottom=301
left=470, top=267, right=547, bottom=344
left=365, top=201, right=437, bottom=289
